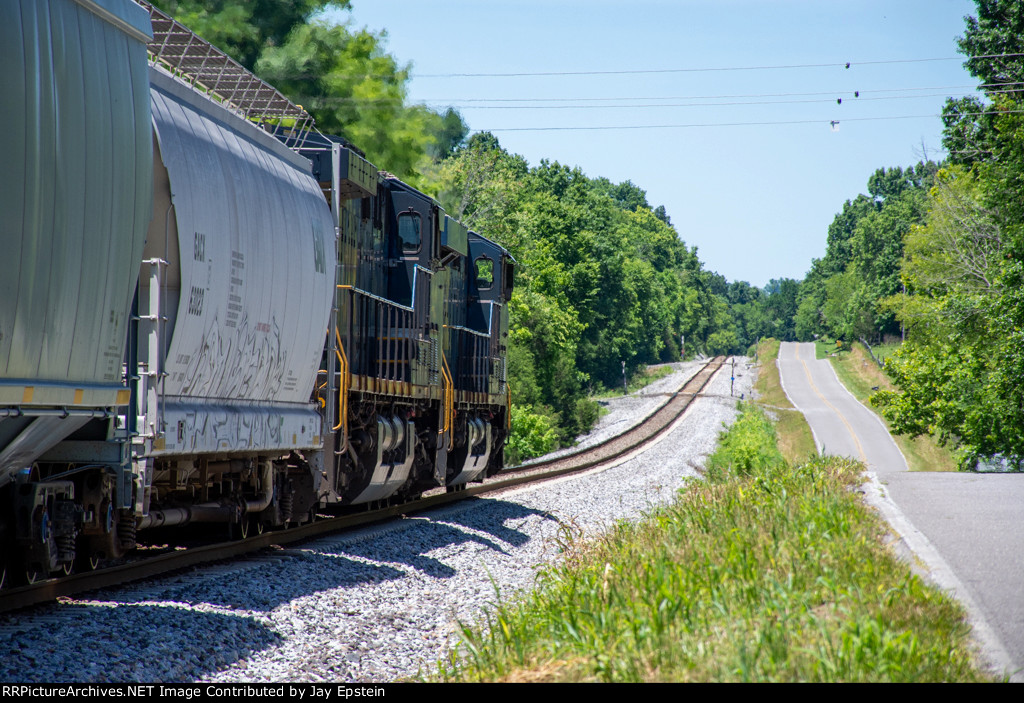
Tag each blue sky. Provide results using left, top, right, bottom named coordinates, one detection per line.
left=325, top=1, right=981, bottom=287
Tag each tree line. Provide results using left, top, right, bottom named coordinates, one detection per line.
left=749, top=0, right=1024, bottom=470
left=438, top=134, right=744, bottom=459
left=874, top=0, right=1024, bottom=470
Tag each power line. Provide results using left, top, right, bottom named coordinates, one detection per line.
left=443, top=89, right=1024, bottom=111
left=287, top=86, right=1024, bottom=110
left=424, top=85, right=980, bottom=104
left=477, top=109, right=1024, bottom=133
left=272, top=81, right=1024, bottom=107
left=253, top=55, right=1024, bottom=82
left=411, top=54, right=1024, bottom=79
left=423, top=81, right=1023, bottom=104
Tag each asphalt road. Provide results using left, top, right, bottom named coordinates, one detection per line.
left=777, top=341, right=1024, bottom=682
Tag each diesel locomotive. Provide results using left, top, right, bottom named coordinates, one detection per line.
left=0, top=0, right=512, bottom=585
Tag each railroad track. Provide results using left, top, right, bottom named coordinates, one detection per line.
left=0, top=356, right=725, bottom=613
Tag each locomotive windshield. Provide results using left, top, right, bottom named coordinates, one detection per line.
left=398, top=211, right=421, bottom=254
left=475, top=256, right=494, bottom=290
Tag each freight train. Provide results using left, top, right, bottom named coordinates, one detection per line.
left=0, top=0, right=512, bottom=585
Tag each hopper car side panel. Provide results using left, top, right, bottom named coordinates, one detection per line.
left=145, top=68, right=334, bottom=460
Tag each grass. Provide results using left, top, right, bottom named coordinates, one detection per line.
left=821, top=342, right=958, bottom=472
left=869, top=342, right=902, bottom=366
left=751, top=339, right=817, bottom=465
left=435, top=402, right=988, bottom=682
left=814, top=338, right=843, bottom=359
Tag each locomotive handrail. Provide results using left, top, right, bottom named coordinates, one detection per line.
left=315, top=370, right=328, bottom=409
left=338, top=284, right=414, bottom=312
left=474, top=299, right=499, bottom=334
left=446, top=324, right=491, bottom=338
left=440, top=353, right=454, bottom=447
left=337, top=264, right=433, bottom=314
left=333, top=329, right=350, bottom=440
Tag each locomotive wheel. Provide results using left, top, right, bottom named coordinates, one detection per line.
left=228, top=519, right=249, bottom=541
left=76, top=532, right=103, bottom=572
left=76, top=551, right=101, bottom=572
left=231, top=517, right=266, bottom=540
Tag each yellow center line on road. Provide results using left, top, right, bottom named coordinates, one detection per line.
left=794, top=344, right=868, bottom=464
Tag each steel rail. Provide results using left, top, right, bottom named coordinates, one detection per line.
left=504, top=355, right=726, bottom=477
left=0, top=356, right=725, bottom=613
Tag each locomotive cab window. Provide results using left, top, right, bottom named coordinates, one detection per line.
left=475, top=256, right=494, bottom=290
left=398, top=211, right=421, bottom=254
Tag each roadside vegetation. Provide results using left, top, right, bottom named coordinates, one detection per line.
left=436, top=357, right=988, bottom=682
left=437, top=406, right=987, bottom=682
left=827, top=343, right=958, bottom=472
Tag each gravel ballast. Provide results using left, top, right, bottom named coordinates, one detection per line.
left=0, top=358, right=756, bottom=683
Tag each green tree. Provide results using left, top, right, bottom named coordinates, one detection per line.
left=941, top=0, right=1024, bottom=164
left=873, top=1, right=1024, bottom=468
left=794, top=164, right=935, bottom=343
left=957, top=0, right=1024, bottom=86
left=436, top=133, right=737, bottom=448
left=256, top=21, right=458, bottom=187
left=761, top=278, right=800, bottom=341
left=428, top=108, right=470, bottom=161
left=154, top=1, right=465, bottom=187
left=151, top=0, right=340, bottom=69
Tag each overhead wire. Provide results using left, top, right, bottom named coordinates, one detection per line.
left=284, top=87, right=1024, bottom=115
left=256, top=49, right=1024, bottom=134
left=425, top=81, right=1024, bottom=104
left=438, top=89, right=1024, bottom=111
left=411, top=53, right=1024, bottom=78
left=251, top=53, right=1024, bottom=82
left=275, top=81, right=1024, bottom=107
left=423, top=84, right=993, bottom=103
left=475, top=108, right=1024, bottom=133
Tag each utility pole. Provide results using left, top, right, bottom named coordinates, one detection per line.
left=621, top=360, right=627, bottom=395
